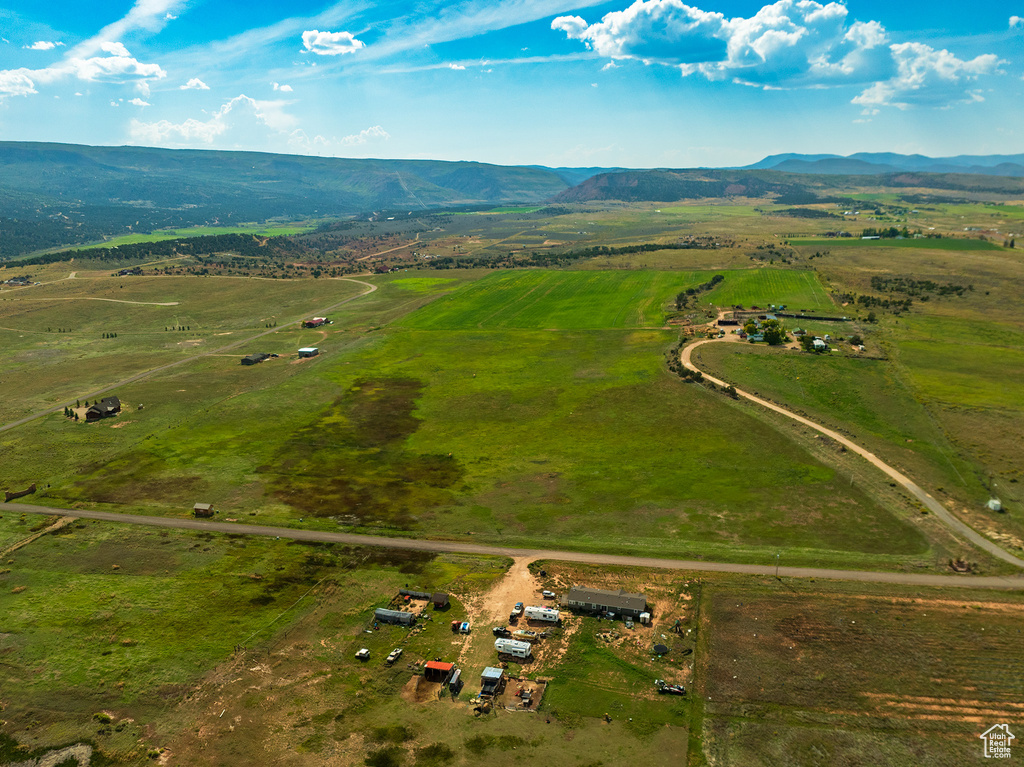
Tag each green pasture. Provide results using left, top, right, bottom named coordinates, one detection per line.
left=22, top=322, right=930, bottom=567
left=790, top=237, right=1002, bottom=251
left=399, top=270, right=705, bottom=329
left=0, top=276, right=366, bottom=423
left=692, top=343, right=986, bottom=501
left=896, top=341, right=1024, bottom=410
left=703, top=268, right=836, bottom=312
left=71, top=223, right=319, bottom=251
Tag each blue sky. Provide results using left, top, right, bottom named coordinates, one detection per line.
left=0, top=1, right=1021, bottom=167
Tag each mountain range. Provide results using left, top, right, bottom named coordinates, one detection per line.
left=744, top=152, right=1024, bottom=177
left=3, top=141, right=1024, bottom=258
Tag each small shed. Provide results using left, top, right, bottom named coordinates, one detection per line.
left=241, top=353, right=269, bottom=365
left=424, top=661, right=454, bottom=683
left=374, top=608, right=416, bottom=626
left=297, top=347, right=320, bottom=358
left=480, top=667, right=505, bottom=696
left=812, top=338, right=827, bottom=351
left=432, top=592, right=450, bottom=609
left=193, top=503, right=214, bottom=518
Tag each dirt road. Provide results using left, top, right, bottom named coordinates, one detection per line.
left=7, top=503, right=1023, bottom=591
left=681, top=338, right=1024, bottom=569
left=0, top=278, right=377, bottom=435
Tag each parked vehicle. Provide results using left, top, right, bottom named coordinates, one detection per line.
left=541, top=590, right=556, bottom=599
left=386, top=648, right=403, bottom=664
left=355, top=648, right=370, bottom=661
left=511, top=602, right=524, bottom=616
left=492, top=626, right=511, bottom=637
left=451, top=621, right=471, bottom=634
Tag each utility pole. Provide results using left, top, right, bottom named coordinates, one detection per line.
left=775, top=552, right=780, bottom=579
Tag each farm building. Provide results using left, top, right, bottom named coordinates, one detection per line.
left=303, top=317, right=328, bottom=328
left=297, top=347, right=320, bottom=358
left=813, top=338, right=827, bottom=351
left=480, top=667, right=505, bottom=696
left=524, top=606, right=560, bottom=623
left=432, top=592, right=450, bottom=609
left=193, top=503, right=214, bottom=518
left=85, top=396, right=121, bottom=420
left=424, top=661, right=455, bottom=683
left=241, top=353, right=269, bottom=365
left=566, top=586, right=648, bottom=620
left=374, top=608, right=416, bottom=626
left=398, top=589, right=432, bottom=600
left=495, top=638, right=532, bottom=659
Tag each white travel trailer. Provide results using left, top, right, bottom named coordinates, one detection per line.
left=494, top=638, right=532, bottom=659
left=524, top=606, right=560, bottom=623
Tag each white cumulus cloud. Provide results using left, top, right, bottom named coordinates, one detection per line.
left=129, top=97, right=150, bottom=106
left=339, top=125, right=390, bottom=146
left=24, top=41, right=64, bottom=51
left=301, top=29, right=365, bottom=56
left=0, top=69, right=37, bottom=97
left=447, top=63, right=466, bottom=70
left=272, top=81, right=293, bottom=92
left=130, top=94, right=299, bottom=147
left=1011, top=15, right=1024, bottom=28
left=181, top=77, right=209, bottom=90
left=852, top=43, right=1001, bottom=109
left=553, top=0, right=1001, bottom=108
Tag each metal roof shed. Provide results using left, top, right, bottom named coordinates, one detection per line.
left=374, top=608, right=416, bottom=626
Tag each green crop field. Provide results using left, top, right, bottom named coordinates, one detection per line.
left=399, top=270, right=708, bottom=329
left=703, top=268, right=836, bottom=312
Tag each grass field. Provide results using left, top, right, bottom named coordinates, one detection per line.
left=702, top=268, right=836, bottom=312
left=399, top=270, right=704, bottom=329
left=62, top=223, right=319, bottom=252
left=692, top=343, right=989, bottom=511
left=789, top=237, right=1003, bottom=251
left=0, top=275, right=366, bottom=423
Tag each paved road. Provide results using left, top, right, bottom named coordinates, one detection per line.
left=682, top=338, right=1024, bottom=569
left=7, top=503, right=1023, bottom=591
left=0, top=278, right=377, bottom=434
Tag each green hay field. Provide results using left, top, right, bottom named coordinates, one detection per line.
left=702, top=268, right=836, bottom=312
left=399, top=270, right=704, bottom=329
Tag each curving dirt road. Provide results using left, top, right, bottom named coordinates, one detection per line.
left=682, top=338, right=1024, bottom=569
left=0, top=278, right=377, bottom=434
left=6, top=503, right=1024, bottom=591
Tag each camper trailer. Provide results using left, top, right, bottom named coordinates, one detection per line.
left=524, top=606, right=560, bottom=623
left=494, top=638, right=532, bottom=659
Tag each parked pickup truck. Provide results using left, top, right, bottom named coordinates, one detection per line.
left=386, top=648, right=403, bottom=664
left=492, top=627, right=511, bottom=637
left=355, top=648, right=370, bottom=661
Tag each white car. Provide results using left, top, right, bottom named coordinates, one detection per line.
left=355, top=648, right=370, bottom=661
left=386, top=648, right=403, bottom=664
